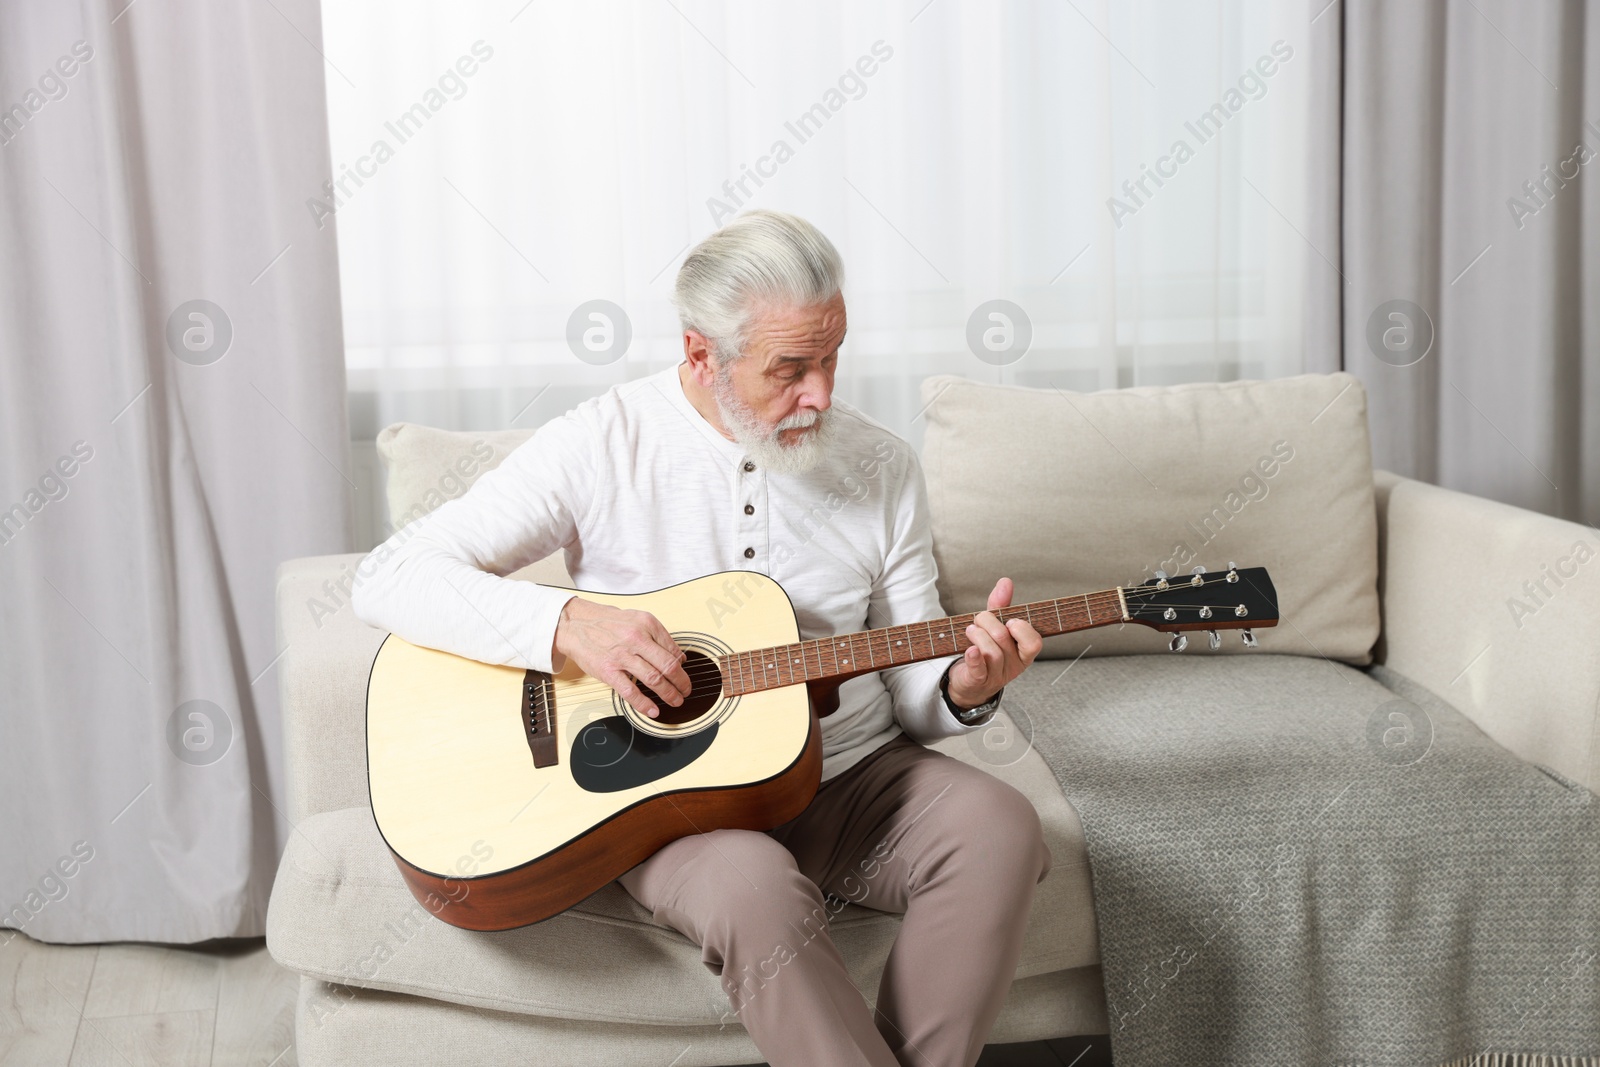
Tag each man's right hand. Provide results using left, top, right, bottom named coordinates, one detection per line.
left=552, top=597, right=691, bottom=719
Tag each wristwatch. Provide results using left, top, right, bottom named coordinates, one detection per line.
left=939, top=663, right=1002, bottom=724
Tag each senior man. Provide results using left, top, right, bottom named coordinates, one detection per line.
left=351, top=209, right=1050, bottom=1067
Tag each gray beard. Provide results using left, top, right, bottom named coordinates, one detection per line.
left=712, top=363, right=839, bottom=476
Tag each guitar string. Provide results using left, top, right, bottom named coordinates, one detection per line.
left=543, top=609, right=1213, bottom=703
left=547, top=593, right=1126, bottom=700
left=547, top=581, right=1247, bottom=693
left=541, top=577, right=1266, bottom=701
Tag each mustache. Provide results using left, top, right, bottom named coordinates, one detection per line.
left=776, top=409, right=823, bottom=431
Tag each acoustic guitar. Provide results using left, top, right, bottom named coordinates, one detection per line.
left=365, top=564, right=1278, bottom=930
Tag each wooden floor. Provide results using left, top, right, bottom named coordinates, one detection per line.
left=1, top=930, right=1109, bottom=1066
left=0, top=933, right=298, bottom=1067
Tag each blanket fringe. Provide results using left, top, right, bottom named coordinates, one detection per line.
left=1343, top=1057, right=1600, bottom=1067
left=1431, top=1056, right=1600, bottom=1067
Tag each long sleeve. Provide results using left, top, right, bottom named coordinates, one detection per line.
left=349, top=409, right=599, bottom=674
left=869, top=447, right=1000, bottom=743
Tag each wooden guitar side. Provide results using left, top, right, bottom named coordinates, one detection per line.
left=391, top=714, right=821, bottom=931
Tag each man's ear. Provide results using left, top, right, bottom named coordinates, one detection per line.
left=682, top=331, right=717, bottom=385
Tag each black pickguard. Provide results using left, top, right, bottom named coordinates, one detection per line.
left=569, top=716, right=719, bottom=794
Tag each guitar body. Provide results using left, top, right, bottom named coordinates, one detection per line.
left=366, top=570, right=821, bottom=931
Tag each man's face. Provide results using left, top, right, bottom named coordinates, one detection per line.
left=711, top=292, right=845, bottom=475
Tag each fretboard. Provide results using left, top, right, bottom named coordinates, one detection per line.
left=719, top=587, right=1127, bottom=697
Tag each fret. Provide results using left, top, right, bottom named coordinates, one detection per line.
left=1082, top=593, right=1092, bottom=626
left=851, top=631, right=869, bottom=671
left=1052, top=597, right=1063, bottom=635
left=945, top=615, right=966, bottom=656
left=804, top=637, right=820, bottom=683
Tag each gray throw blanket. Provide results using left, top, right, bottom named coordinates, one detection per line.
left=1008, top=653, right=1599, bottom=1067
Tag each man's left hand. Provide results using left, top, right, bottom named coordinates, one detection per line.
left=946, top=576, right=1043, bottom=709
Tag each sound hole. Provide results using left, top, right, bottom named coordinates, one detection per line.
left=636, top=649, right=722, bottom=725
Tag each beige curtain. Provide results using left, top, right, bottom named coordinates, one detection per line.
left=0, top=0, right=350, bottom=941
left=1309, top=0, right=1599, bottom=526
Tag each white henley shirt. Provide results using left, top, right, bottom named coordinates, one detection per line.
left=349, top=361, right=998, bottom=781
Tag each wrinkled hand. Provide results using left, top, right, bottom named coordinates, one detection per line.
left=946, top=577, right=1042, bottom=709
left=552, top=597, right=691, bottom=719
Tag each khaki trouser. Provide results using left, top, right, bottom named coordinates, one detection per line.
left=619, top=732, right=1053, bottom=1067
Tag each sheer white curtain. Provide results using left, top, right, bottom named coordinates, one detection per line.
left=321, top=0, right=1312, bottom=460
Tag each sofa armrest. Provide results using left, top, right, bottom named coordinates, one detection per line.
left=275, top=550, right=579, bottom=825
left=1372, top=470, right=1600, bottom=792
left=276, top=553, right=388, bottom=824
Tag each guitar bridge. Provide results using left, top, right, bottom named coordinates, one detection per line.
left=522, top=670, right=559, bottom=769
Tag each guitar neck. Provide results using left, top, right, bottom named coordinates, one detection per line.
left=719, top=587, right=1128, bottom=696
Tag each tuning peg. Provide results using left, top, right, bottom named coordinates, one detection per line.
left=1169, top=633, right=1188, bottom=653
left=1226, top=562, right=1240, bottom=583
left=1241, top=629, right=1258, bottom=649
left=1206, top=629, right=1220, bottom=651
left=1153, top=569, right=1169, bottom=590
left=1191, top=565, right=1206, bottom=573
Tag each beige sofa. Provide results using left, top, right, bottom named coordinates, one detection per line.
left=266, top=373, right=1600, bottom=1066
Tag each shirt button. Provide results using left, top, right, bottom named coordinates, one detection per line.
left=743, top=461, right=755, bottom=472
left=743, top=504, right=754, bottom=515
left=743, top=547, right=755, bottom=559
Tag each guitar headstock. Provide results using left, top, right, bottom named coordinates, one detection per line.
left=1123, top=564, right=1279, bottom=650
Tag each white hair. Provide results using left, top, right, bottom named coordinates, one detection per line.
left=671, top=209, right=844, bottom=365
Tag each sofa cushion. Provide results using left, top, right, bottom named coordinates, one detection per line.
left=374, top=422, right=572, bottom=587
left=919, top=372, right=1380, bottom=665
left=376, top=422, right=534, bottom=534
left=266, top=704, right=1096, bottom=1025
left=292, top=967, right=1109, bottom=1067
